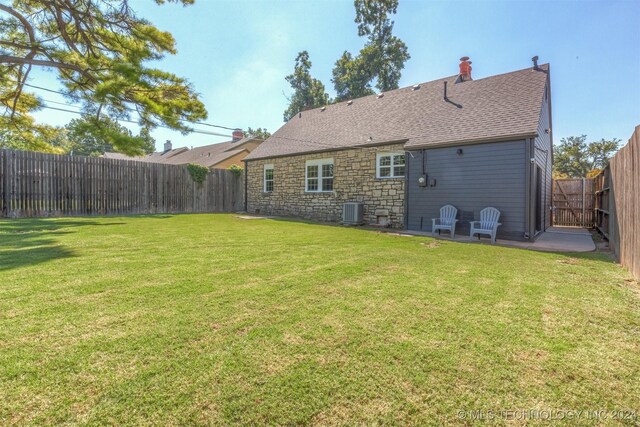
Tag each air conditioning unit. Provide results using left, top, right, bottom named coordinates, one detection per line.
left=342, top=202, right=364, bottom=225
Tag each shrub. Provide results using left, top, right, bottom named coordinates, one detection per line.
left=187, top=163, right=209, bottom=184
left=228, top=164, right=243, bottom=177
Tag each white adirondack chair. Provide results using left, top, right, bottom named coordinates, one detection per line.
left=470, top=207, right=502, bottom=244
left=432, top=205, right=458, bottom=238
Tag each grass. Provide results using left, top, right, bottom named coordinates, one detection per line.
left=1, top=214, right=638, bottom=426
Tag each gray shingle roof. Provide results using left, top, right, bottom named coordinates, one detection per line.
left=245, top=64, right=549, bottom=160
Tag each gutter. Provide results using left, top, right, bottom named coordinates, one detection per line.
left=248, top=133, right=539, bottom=162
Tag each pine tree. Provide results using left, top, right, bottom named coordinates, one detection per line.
left=331, top=0, right=410, bottom=100
left=283, top=51, right=329, bottom=121
left=0, top=0, right=206, bottom=154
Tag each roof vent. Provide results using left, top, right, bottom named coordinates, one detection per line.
left=347, top=100, right=353, bottom=105
left=321, top=106, right=326, bottom=111
left=377, top=93, right=384, bottom=99
left=412, top=84, right=421, bottom=90
left=532, top=55, right=540, bottom=71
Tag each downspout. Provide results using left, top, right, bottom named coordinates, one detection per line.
left=243, top=160, right=248, bottom=212
left=403, top=150, right=411, bottom=229
left=530, top=137, right=537, bottom=240
left=546, top=72, right=554, bottom=231
left=533, top=145, right=550, bottom=235
left=524, top=138, right=533, bottom=241
left=544, top=147, right=548, bottom=231
left=421, top=149, right=427, bottom=231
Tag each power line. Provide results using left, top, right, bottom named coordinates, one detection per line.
left=10, top=80, right=366, bottom=148
left=38, top=104, right=233, bottom=138
left=21, top=81, right=537, bottom=152
left=40, top=98, right=231, bottom=137
left=39, top=98, right=232, bottom=137
left=42, top=98, right=82, bottom=109
left=21, top=82, right=242, bottom=132
left=23, top=85, right=474, bottom=151
left=39, top=97, right=347, bottom=148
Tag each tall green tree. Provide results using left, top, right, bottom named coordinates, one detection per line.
left=0, top=0, right=206, bottom=155
left=65, top=117, right=155, bottom=157
left=588, top=138, right=620, bottom=170
left=0, top=90, right=66, bottom=152
left=331, top=0, right=410, bottom=101
left=332, top=51, right=375, bottom=102
left=283, top=51, right=329, bottom=121
left=354, top=0, right=410, bottom=92
left=554, top=135, right=620, bottom=178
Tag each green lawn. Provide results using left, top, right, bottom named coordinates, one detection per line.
left=1, top=214, right=638, bottom=425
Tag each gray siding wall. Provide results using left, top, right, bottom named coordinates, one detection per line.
left=534, top=81, right=553, bottom=232
left=406, top=140, right=528, bottom=240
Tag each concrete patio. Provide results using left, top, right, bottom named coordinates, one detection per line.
left=237, top=215, right=597, bottom=253
left=401, top=226, right=596, bottom=253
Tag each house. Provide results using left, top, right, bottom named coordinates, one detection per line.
left=244, top=59, right=553, bottom=241
left=104, top=130, right=263, bottom=170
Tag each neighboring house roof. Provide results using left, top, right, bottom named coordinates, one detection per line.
left=159, top=142, right=248, bottom=167
left=103, top=147, right=189, bottom=162
left=245, top=64, right=549, bottom=161
left=104, top=136, right=262, bottom=168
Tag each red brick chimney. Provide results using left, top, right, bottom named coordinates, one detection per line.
left=458, top=56, right=472, bottom=82
left=232, top=129, right=244, bottom=142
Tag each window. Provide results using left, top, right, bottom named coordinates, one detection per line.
left=376, top=152, right=405, bottom=178
left=263, top=164, right=274, bottom=192
left=305, top=158, right=334, bottom=192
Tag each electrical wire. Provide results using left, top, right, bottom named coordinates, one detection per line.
left=11, top=80, right=508, bottom=151
left=38, top=104, right=233, bottom=138
left=15, top=81, right=348, bottom=147
left=12, top=80, right=372, bottom=149
left=20, top=82, right=242, bottom=131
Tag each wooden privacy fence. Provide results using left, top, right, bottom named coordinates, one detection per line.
left=595, top=125, right=640, bottom=280
left=0, top=149, right=244, bottom=218
left=552, top=178, right=595, bottom=227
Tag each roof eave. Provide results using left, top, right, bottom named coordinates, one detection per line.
left=223, top=136, right=264, bottom=152
left=209, top=148, right=250, bottom=167
left=244, top=138, right=408, bottom=162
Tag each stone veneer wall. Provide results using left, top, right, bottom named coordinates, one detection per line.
left=246, top=143, right=406, bottom=227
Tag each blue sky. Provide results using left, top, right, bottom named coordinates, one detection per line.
left=31, top=0, right=640, bottom=151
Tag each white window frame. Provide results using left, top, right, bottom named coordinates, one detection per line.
left=305, top=158, right=334, bottom=192
left=263, top=164, right=274, bottom=193
left=376, top=152, right=406, bottom=179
